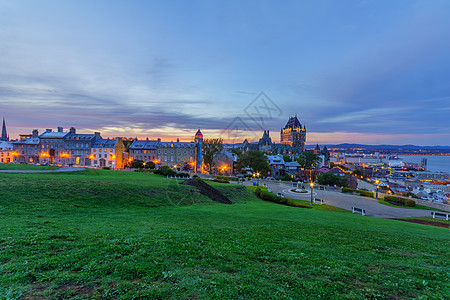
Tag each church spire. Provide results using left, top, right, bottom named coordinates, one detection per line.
left=1, top=117, right=8, bottom=141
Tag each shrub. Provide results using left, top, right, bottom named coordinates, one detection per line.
left=192, top=174, right=199, bottom=179
left=404, top=192, right=420, bottom=199
left=342, top=187, right=354, bottom=193
left=384, top=196, right=415, bottom=207
left=254, top=188, right=312, bottom=208
left=341, top=188, right=374, bottom=198
left=102, top=166, right=111, bottom=170
left=154, top=166, right=176, bottom=176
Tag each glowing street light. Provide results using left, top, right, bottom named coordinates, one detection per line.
left=253, top=172, right=260, bottom=187
left=221, top=165, right=228, bottom=180
left=310, top=182, right=315, bottom=205
left=374, top=179, right=379, bottom=199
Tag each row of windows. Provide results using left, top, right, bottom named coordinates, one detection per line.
left=92, top=149, right=113, bottom=152
left=132, top=149, right=194, bottom=155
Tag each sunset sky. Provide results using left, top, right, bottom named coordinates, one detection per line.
left=1, top=0, right=450, bottom=145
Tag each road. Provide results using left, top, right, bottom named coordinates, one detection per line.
left=241, top=180, right=434, bottom=219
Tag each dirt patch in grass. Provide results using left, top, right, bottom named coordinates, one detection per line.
left=180, top=179, right=232, bottom=204
left=393, top=218, right=449, bottom=228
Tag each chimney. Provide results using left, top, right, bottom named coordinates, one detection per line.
left=32, top=129, right=38, bottom=138
left=157, top=138, right=161, bottom=142
left=57, top=126, right=63, bottom=132
left=177, top=138, right=179, bottom=142
left=69, top=127, right=76, bottom=134
left=46, top=129, right=52, bottom=133
left=94, top=132, right=101, bottom=138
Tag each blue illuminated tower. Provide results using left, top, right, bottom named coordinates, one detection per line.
left=194, top=129, right=203, bottom=173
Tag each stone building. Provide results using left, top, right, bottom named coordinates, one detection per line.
left=12, top=129, right=40, bottom=163
left=63, top=127, right=102, bottom=166
left=0, top=141, right=13, bottom=163
left=128, top=130, right=203, bottom=171
left=90, top=138, right=125, bottom=168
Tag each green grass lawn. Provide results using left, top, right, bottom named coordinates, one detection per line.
left=377, top=198, right=447, bottom=212
left=0, top=163, right=58, bottom=170
left=0, top=170, right=448, bottom=299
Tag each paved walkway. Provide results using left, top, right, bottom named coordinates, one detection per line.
left=242, top=181, right=434, bottom=219
left=0, top=167, right=86, bottom=173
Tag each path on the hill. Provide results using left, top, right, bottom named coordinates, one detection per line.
left=240, top=180, right=435, bottom=219
left=0, top=167, right=86, bottom=173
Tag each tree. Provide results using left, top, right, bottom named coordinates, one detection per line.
left=229, top=147, right=242, bottom=156
left=144, top=161, right=156, bottom=169
left=283, top=155, right=292, bottom=162
left=130, top=160, right=144, bottom=168
left=295, top=152, right=321, bottom=170
left=236, top=150, right=270, bottom=175
left=317, top=172, right=348, bottom=187
left=202, top=138, right=224, bottom=173
left=352, top=169, right=363, bottom=177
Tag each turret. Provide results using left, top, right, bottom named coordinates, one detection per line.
left=194, top=129, right=203, bottom=172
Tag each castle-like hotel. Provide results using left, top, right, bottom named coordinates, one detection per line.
left=241, top=115, right=306, bottom=155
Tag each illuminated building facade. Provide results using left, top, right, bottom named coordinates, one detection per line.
left=129, top=129, right=203, bottom=171
left=280, top=115, right=306, bottom=152
left=12, top=129, right=40, bottom=163
left=90, top=138, right=125, bottom=168
left=0, top=141, right=13, bottom=163
left=12, top=127, right=124, bottom=167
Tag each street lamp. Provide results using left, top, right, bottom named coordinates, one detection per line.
left=221, top=165, right=228, bottom=180
left=375, top=179, right=379, bottom=199
left=310, top=182, right=315, bottom=205
left=252, top=172, right=260, bottom=187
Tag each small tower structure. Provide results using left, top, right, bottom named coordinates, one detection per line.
left=1, top=117, right=8, bottom=141
left=194, top=129, right=203, bottom=173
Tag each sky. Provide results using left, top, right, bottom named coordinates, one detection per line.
left=1, top=0, right=450, bottom=146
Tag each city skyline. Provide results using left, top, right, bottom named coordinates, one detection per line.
left=1, top=1, right=450, bottom=145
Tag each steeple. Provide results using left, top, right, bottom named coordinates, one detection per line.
left=1, top=117, right=8, bottom=141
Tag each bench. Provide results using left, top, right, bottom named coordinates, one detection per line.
left=431, top=211, right=449, bottom=220
left=352, top=207, right=366, bottom=216
left=314, top=198, right=324, bottom=205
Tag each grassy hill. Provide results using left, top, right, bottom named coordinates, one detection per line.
left=0, top=163, right=58, bottom=170
left=0, top=169, right=448, bottom=299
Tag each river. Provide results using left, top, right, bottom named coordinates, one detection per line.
left=398, top=155, right=450, bottom=173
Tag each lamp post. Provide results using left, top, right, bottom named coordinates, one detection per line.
left=221, top=165, right=227, bottom=180
left=253, top=172, right=260, bottom=187
left=375, top=179, right=379, bottom=199
left=310, top=182, right=315, bottom=205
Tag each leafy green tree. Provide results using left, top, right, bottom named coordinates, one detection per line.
left=229, top=147, right=242, bottom=156
left=236, top=150, right=270, bottom=175
left=144, top=161, right=156, bottom=169
left=295, top=152, right=321, bottom=170
left=283, top=155, right=292, bottom=162
left=317, top=172, right=348, bottom=187
left=352, top=169, right=363, bottom=177
left=202, top=138, right=224, bottom=173
left=280, top=173, right=293, bottom=181
left=130, top=160, right=144, bottom=168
